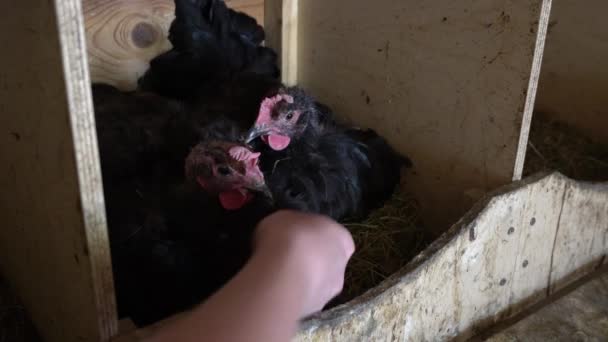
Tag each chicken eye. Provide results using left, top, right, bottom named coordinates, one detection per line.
left=217, top=166, right=232, bottom=176
left=285, top=112, right=294, bottom=121
left=287, top=188, right=300, bottom=198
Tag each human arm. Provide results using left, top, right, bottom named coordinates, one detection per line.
left=147, top=210, right=355, bottom=342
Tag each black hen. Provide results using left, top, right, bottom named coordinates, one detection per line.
left=139, top=0, right=280, bottom=102
left=244, top=87, right=410, bottom=219
left=93, top=85, right=273, bottom=325
left=258, top=129, right=408, bottom=221
left=245, top=87, right=336, bottom=150
left=93, top=84, right=185, bottom=183
left=112, top=180, right=273, bottom=326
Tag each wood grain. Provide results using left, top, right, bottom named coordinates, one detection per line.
left=294, top=0, right=551, bottom=231
left=84, top=0, right=265, bottom=90
left=0, top=0, right=117, bottom=341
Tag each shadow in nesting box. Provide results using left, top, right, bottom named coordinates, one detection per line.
left=0, top=276, right=42, bottom=342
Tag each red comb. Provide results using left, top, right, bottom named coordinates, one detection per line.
left=256, top=94, right=295, bottom=125
left=229, top=146, right=261, bottom=161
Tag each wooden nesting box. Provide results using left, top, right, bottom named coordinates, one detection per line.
left=1, top=0, right=608, bottom=341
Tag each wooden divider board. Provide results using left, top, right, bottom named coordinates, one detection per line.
left=84, top=0, right=264, bottom=91
left=292, top=173, right=608, bottom=341
left=268, top=0, right=553, bottom=231
left=0, top=0, right=117, bottom=341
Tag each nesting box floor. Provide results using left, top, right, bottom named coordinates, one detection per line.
left=484, top=270, right=608, bottom=341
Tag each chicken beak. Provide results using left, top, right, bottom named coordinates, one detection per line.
left=248, top=180, right=273, bottom=202
left=245, top=125, right=269, bottom=143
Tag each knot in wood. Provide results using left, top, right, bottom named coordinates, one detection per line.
left=131, top=22, right=158, bottom=48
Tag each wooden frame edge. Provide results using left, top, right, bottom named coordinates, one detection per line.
left=54, top=0, right=119, bottom=339
left=512, top=0, right=553, bottom=181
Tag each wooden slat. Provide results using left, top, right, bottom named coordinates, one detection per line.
left=292, top=0, right=552, bottom=231
left=0, top=0, right=117, bottom=341
left=512, top=0, right=553, bottom=181
left=485, top=271, right=608, bottom=341
left=84, top=0, right=265, bottom=91
left=280, top=0, right=298, bottom=85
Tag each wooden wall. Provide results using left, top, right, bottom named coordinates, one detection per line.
left=84, top=0, right=265, bottom=90
left=534, top=0, right=608, bottom=145
left=290, top=0, right=551, bottom=231
left=0, top=0, right=116, bottom=341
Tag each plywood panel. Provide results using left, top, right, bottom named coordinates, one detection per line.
left=295, top=0, right=551, bottom=230
left=535, top=0, right=608, bottom=145
left=0, top=0, right=117, bottom=341
left=84, top=0, right=265, bottom=90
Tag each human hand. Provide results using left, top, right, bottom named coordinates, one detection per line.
left=254, top=210, right=355, bottom=316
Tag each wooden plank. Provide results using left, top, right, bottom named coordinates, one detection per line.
left=281, top=0, right=298, bottom=85
left=113, top=173, right=608, bottom=341
left=0, top=0, right=117, bottom=341
left=293, top=0, right=552, bottom=231
left=84, top=0, right=265, bottom=90
left=512, top=0, right=552, bottom=181
left=535, top=0, right=608, bottom=146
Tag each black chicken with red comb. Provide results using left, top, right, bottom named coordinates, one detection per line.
left=244, top=86, right=411, bottom=219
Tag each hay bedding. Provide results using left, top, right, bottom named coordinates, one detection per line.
left=523, top=114, right=608, bottom=181
left=335, top=184, right=428, bottom=304
left=1, top=114, right=606, bottom=339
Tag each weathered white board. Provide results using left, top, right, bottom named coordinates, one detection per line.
left=281, top=0, right=553, bottom=231
left=291, top=173, right=608, bottom=341
left=0, top=0, right=117, bottom=341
